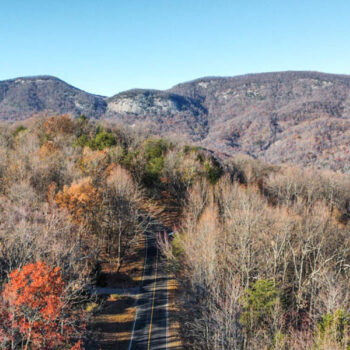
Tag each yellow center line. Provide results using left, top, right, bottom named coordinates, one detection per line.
left=147, top=248, right=159, bottom=350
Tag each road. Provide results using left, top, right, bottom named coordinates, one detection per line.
left=128, top=233, right=169, bottom=350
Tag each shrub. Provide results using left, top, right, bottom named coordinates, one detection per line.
left=12, top=125, right=27, bottom=137
left=203, top=159, right=223, bottom=184
left=315, top=309, right=350, bottom=349
left=74, top=134, right=90, bottom=148
left=78, top=114, right=88, bottom=122
left=145, top=138, right=170, bottom=160
left=183, top=145, right=200, bottom=154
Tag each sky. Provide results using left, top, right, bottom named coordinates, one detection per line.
left=1, top=0, right=350, bottom=96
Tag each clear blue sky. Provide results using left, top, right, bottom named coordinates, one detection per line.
left=1, top=0, right=349, bottom=96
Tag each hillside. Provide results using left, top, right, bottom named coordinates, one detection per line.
left=0, top=76, right=106, bottom=120
left=1, top=71, right=350, bottom=171
left=169, top=71, right=350, bottom=172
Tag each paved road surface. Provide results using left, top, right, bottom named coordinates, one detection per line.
left=128, top=233, right=169, bottom=350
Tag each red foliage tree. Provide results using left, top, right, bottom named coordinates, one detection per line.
left=0, top=262, right=84, bottom=349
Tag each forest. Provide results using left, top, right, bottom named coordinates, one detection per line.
left=0, top=114, right=349, bottom=349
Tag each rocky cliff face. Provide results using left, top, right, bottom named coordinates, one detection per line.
left=104, top=89, right=208, bottom=141
left=107, top=90, right=184, bottom=115
left=1, top=71, right=350, bottom=171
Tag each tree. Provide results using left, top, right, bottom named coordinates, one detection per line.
left=0, top=261, right=84, bottom=349
left=43, top=115, right=75, bottom=136
left=240, top=279, right=279, bottom=336
left=102, top=164, right=147, bottom=266
left=73, top=129, right=116, bottom=151
left=56, top=177, right=101, bottom=229
left=142, top=138, right=170, bottom=185
left=90, top=130, right=116, bottom=150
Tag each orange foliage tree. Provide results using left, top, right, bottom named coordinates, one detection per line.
left=0, top=261, right=84, bottom=349
left=56, top=177, right=101, bottom=228
left=43, top=115, right=75, bottom=136
left=37, top=141, right=59, bottom=159
left=78, top=147, right=109, bottom=178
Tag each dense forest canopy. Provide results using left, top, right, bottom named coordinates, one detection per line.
left=0, top=114, right=349, bottom=349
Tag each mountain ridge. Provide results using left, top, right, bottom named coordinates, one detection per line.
left=0, top=75, right=107, bottom=121
left=1, top=71, right=350, bottom=172
left=0, top=75, right=107, bottom=97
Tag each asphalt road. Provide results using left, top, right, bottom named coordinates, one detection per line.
left=128, top=233, right=169, bottom=350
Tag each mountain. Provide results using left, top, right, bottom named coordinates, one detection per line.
left=104, top=71, right=350, bottom=172
left=168, top=71, right=350, bottom=171
left=104, top=89, right=208, bottom=141
left=0, top=76, right=106, bottom=120
left=1, top=71, right=350, bottom=171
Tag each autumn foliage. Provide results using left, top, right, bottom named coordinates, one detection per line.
left=56, top=177, right=101, bottom=227
left=37, top=141, right=59, bottom=158
left=43, top=115, right=75, bottom=136
left=0, top=261, right=83, bottom=349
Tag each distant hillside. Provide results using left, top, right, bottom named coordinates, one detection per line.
left=1, top=71, right=350, bottom=171
left=169, top=71, right=350, bottom=172
left=0, top=76, right=106, bottom=120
